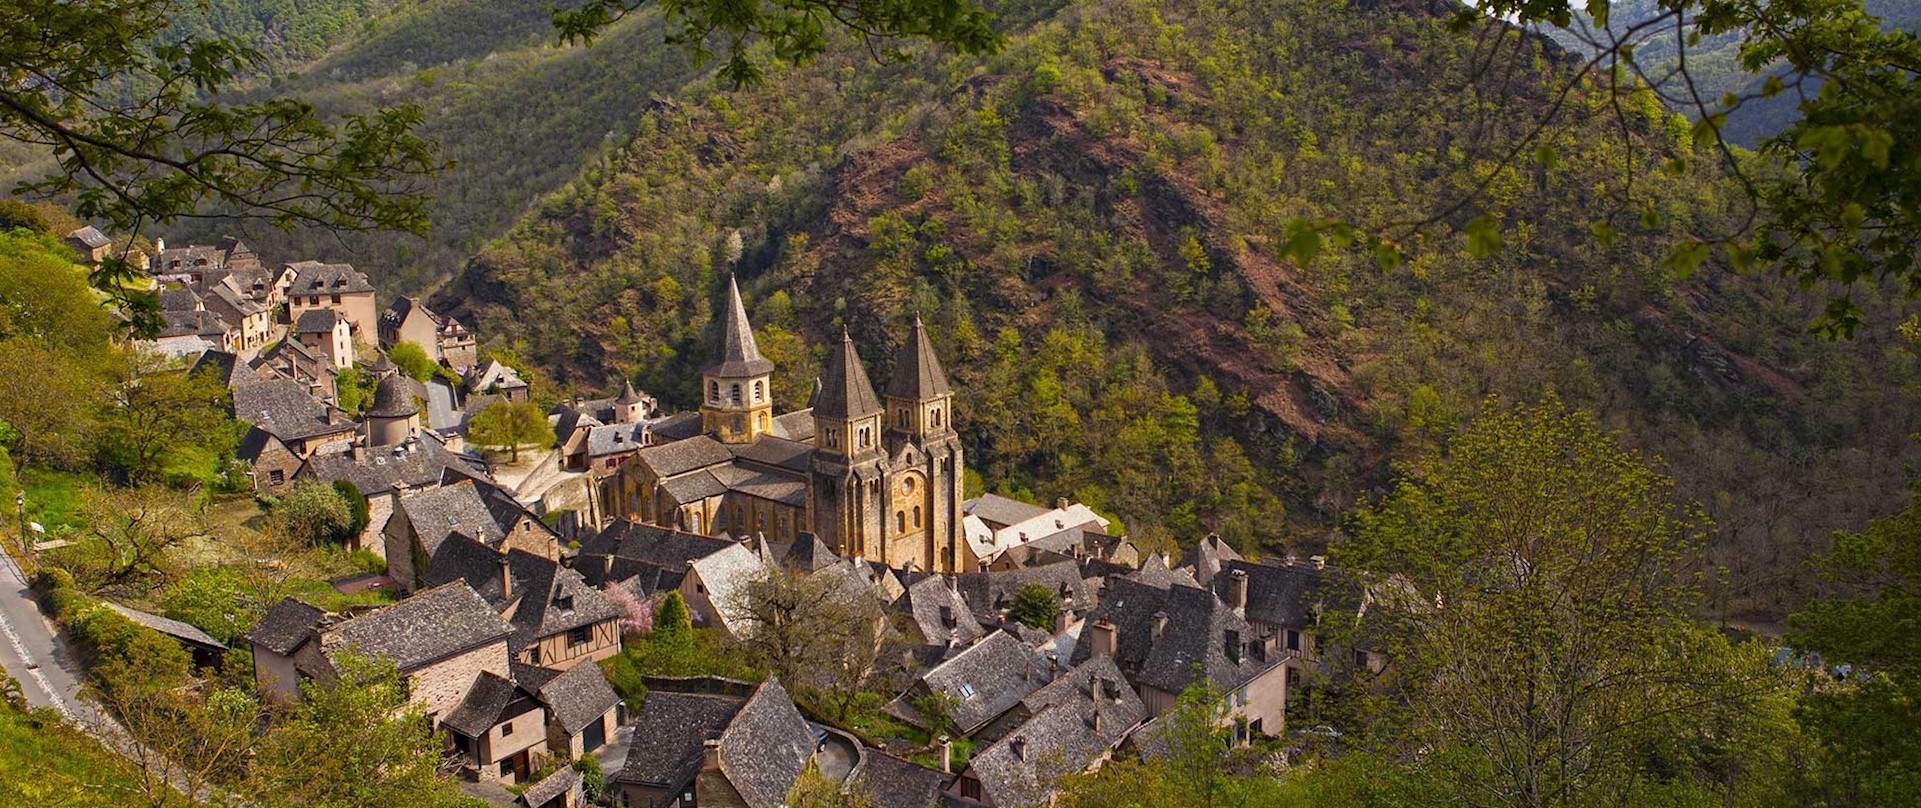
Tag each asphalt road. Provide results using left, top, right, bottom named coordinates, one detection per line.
left=0, top=548, right=94, bottom=724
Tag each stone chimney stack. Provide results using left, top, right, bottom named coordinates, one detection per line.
left=1010, top=737, right=1027, bottom=761
left=497, top=555, right=512, bottom=600
left=937, top=736, right=952, bottom=773
left=1087, top=619, right=1117, bottom=658
left=701, top=738, right=721, bottom=772
left=1227, top=568, right=1249, bottom=612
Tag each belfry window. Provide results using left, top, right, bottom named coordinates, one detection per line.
left=754, top=380, right=764, bottom=402
left=709, top=381, right=719, bottom=402
left=932, top=408, right=942, bottom=427
left=730, top=384, right=742, bottom=405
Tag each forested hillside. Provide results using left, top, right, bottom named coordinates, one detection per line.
left=449, top=0, right=1920, bottom=622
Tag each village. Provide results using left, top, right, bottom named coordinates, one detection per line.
left=43, top=228, right=1394, bottom=808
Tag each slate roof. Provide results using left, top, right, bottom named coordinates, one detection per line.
left=729, top=436, right=814, bottom=473
left=688, top=543, right=768, bottom=635
left=617, top=690, right=746, bottom=793
left=579, top=520, right=735, bottom=588
left=650, top=410, right=706, bottom=442
left=886, top=314, right=952, bottom=401
left=639, top=435, right=735, bottom=477
left=300, top=434, right=480, bottom=496
left=1214, top=559, right=1325, bottom=630
left=898, top=631, right=1050, bottom=734
left=104, top=602, right=224, bottom=649
left=614, top=380, right=645, bottom=405
left=585, top=422, right=646, bottom=458
left=778, top=533, right=839, bottom=573
left=706, top=275, right=774, bottom=378
left=963, top=691, right=1142, bottom=808
left=716, top=677, right=816, bottom=808
left=518, top=766, right=580, bottom=808
left=201, top=276, right=268, bottom=321
left=368, top=372, right=421, bottom=418
left=847, top=750, right=949, bottom=808
left=234, top=378, right=352, bottom=442
left=441, top=670, right=523, bottom=737
left=1182, top=534, right=1244, bottom=586
left=769, top=410, right=815, bottom=442
left=320, top=582, right=513, bottom=672
left=67, top=225, right=110, bottom=249
left=963, top=495, right=1051, bottom=530
left=1068, top=575, right=1275, bottom=696
left=294, top=308, right=341, bottom=334
left=894, top=575, right=985, bottom=648
left=1127, top=553, right=1201, bottom=590
left=190, top=350, right=243, bottom=388
left=245, top=598, right=329, bottom=655
left=953, top=563, right=1094, bottom=618
left=815, top=329, right=882, bottom=420
left=399, top=482, right=506, bottom=555
left=286, top=260, right=374, bottom=294
left=157, top=308, right=229, bottom=339
left=158, top=287, right=201, bottom=312
left=537, top=660, right=621, bottom=736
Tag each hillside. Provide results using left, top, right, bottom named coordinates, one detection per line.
left=449, top=0, right=1920, bottom=622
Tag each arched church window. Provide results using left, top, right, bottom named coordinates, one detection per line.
left=754, top=380, right=764, bottom=402
left=709, top=381, right=719, bottom=402
left=897, top=410, right=908, bottom=428
left=730, top=384, right=742, bottom=405
left=732, top=415, right=744, bottom=433
left=914, top=506, right=922, bottom=528
left=932, top=408, right=942, bottom=427
left=859, top=427, right=871, bottom=447
left=897, top=511, right=907, bottom=534
left=758, top=413, right=769, bottom=431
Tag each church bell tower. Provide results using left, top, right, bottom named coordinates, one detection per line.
left=701, top=275, right=775, bottom=444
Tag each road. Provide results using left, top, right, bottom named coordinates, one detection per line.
left=0, top=548, right=92, bottom=722
left=424, top=378, right=463, bottom=432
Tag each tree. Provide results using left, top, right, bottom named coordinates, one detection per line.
left=247, top=653, right=479, bottom=808
left=57, top=484, right=206, bottom=589
left=276, top=479, right=355, bottom=545
left=553, top=0, right=1003, bottom=87
left=334, top=480, right=371, bottom=537
left=787, top=761, right=879, bottom=808
left=0, top=200, right=48, bottom=233
left=0, top=230, right=115, bottom=467
left=387, top=342, right=436, bottom=382
left=1332, top=397, right=1793, bottom=807
left=94, top=667, right=257, bottom=808
left=466, top=401, right=553, bottom=461
left=1788, top=477, right=1921, bottom=806
left=1007, top=581, right=1060, bottom=632
left=96, top=353, right=232, bottom=483
left=728, top=566, right=892, bottom=721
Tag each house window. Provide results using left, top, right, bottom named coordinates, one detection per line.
left=897, top=410, right=908, bottom=428
left=961, top=777, right=982, bottom=801
left=527, top=646, right=541, bottom=665
left=330, top=294, right=341, bottom=304
left=569, top=626, right=592, bottom=646
left=501, top=721, right=513, bottom=736
left=268, top=469, right=285, bottom=485
left=1286, top=630, right=1301, bottom=652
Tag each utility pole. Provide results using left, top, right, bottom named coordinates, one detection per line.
left=15, top=490, right=26, bottom=565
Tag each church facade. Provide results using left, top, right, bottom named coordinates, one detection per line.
left=609, top=276, right=971, bottom=573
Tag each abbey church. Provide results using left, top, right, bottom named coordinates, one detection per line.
left=608, top=276, right=970, bottom=574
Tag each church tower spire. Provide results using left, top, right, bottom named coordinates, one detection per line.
left=814, top=329, right=883, bottom=459
left=811, top=329, right=886, bottom=560
left=701, top=275, right=775, bottom=443
left=885, top=314, right=955, bottom=445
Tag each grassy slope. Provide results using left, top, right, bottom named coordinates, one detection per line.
left=0, top=695, right=152, bottom=805
left=454, top=0, right=1920, bottom=621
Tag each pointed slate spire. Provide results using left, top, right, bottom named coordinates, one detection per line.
left=814, top=328, right=882, bottom=420
left=886, top=314, right=952, bottom=400
left=614, top=379, right=643, bottom=405
left=705, top=274, right=774, bottom=378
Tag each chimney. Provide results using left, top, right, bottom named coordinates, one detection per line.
left=701, top=738, right=722, bottom=772
left=1310, top=555, right=1327, bottom=570
left=1048, top=651, right=1060, bottom=678
left=155, top=237, right=165, bottom=253
left=938, top=736, right=952, bottom=774
left=1227, top=568, right=1249, bottom=612
left=1055, top=497, right=1069, bottom=510
left=1087, top=619, right=1116, bottom=658
left=1010, top=737, right=1027, bottom=761
left=1151, top=611, right=1168, bottom=643
left=497, top=555, right=512, bottom=600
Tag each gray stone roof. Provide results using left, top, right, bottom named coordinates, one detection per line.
left=847, top=750, right=949, bottom=808
left=245, top=598, right=328, bottom=655
left=201, top=276, right=268, bottom=320
left=320, top=582, right=513, bottom=672
left=900, top=631, right=1051, bottom=734
left=706, top=275, right=774, bottom=378
left=585, top=422, right=646, bottom=458
left=398, top=482, right=506, bottom=556
left=769, top=410, right=815, bottom=442
left=659, top=469, right=730, bottom=504
left=517, top=766, right=579, bottom=808
left=963, top=495, right=1052, bottom=530
left=294, top=307, right=341, bottom=334
left=894, top=575, right=985, bottom=648
left=157, top=308, right=229, bottom=339
left=650, top=410, right=706, bottom=442
left=1214, top=559, right=1324, bottom=630
left=158, top=287, right=201, bottom=312
left=614, top=379, right=645, bottom=405
left=728, top=435, right=814, bottom=473
left=639, top=435, right=735, bottom=477
left=537, top=660, right=620, bottom=736
left=67, top=225, right=109, bottom=248
left=778, top=533, right=839, bottom=573
left=1128, top=553, right=1201, bottom=590
left=190, top=350, right=243, bottom=388
left=104, top=601, right=224, bottom=650
left=1068, top=575, right=1276, bottom=696
left=441, top=670, right=524, bottom=737
left=961, top=664, right=1143, bottom=807
left=814, top=329, right=881, bottom=420
left=1181, top=534, right=1244, bottom=586
left=368, top=372, right=421, bottom=418
left=954, top=562, right=1094, bottom=618
left=579, top=520, right=734, bottom=588
left=234, top=378, right=352, bottom=442
left=716, top=677, right=815, bottom=808
left=617, top=690, right=745, bottom=794
left=286, top=260, right=374, bottom=294
left=886, top=314, right=952, bottom=401
left=300, top=434, right=480, bottom=496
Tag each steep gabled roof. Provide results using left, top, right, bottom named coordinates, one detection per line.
left=537, top=661, right=621, bottom=736
left=245, top=598, right=328, bottom=656
left=234, top=378, right=351, bottom=442
left=961, top=656, right=1144, bottom=806
left=885, top=314, right=952, bottom=401
left=814, top=329, right=881, bottom=420
left=705, top=275, right=774, bottom=378
left=617, top=691, right=745, bottom=793
left=901, top=631, right=1049, bottom=734
left=285, top=260, right=374, bottom=294
left=716, top=677, right=816, bottom=808
left=1181, top=534, right=1244, bottom=586
left=614, top=379, right=645, bottom=405
left=320, top=582, right=512, bottom=672
left=1068, top=575, right=1274, bottom=696
left=847, top=750, right=949, bottom=808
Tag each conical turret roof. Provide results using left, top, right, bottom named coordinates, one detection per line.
left=886, top=314, right=951, bottom=401
left=367, top=373, right=419, bottom=418
left=704, top=274, right=774, bottom=378
left=614, top=379, right=644, bottom=405
left=814, top=329, right=882, bottom=420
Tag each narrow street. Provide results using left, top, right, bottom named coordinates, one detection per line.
left=0, top=547, right=92, bottom=722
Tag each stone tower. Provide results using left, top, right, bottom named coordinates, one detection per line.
left=882, top=315, right=965, bottom=573
left=810, top=330, right=885, bottom=561
left=614, top=380, right=647, bottom=425
left=701, top=275, right=775, bottom=444
left=366, top=373, right=421, bottom=447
